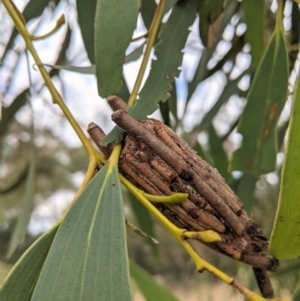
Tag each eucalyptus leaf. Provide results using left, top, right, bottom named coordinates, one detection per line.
left=198, top=0, right=225, bottom=48
left=140, top=0, right=157, bottom=29
left=0, top=89, right=28, bottom=138
left=95, top=0, right=141, bottom=97
left=241, top=0, right=264, bottom=68
left=1, top=225, right=59, bottom=301
left=42, top=64, right=96, bottom=74
left=128, top=191, right=158, bottom=258
left=129, top=260, right=180, bottom=301
left=230, top=23, right=289, bottom=175
left=102, top=0, right=198, bottom=146
left=6, top=118, right=36, bottom=258
left=269, top=75, right=300, bottom=259
left=30, top=164, right=131, bottom=301
left=125, top=42, right=146, bottom=64
left=195, top=69, right=249, bottom=132
left=76, top=0, right=97, bottom=64
left=208, top=125, right=232, bottom=183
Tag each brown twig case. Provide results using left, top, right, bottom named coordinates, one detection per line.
left=88, top=97, right=279, bottom=299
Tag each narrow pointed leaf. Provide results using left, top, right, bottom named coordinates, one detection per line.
left=129, top=260, right=179, bottom=301
left=31, top=164, right=131, bottom=301
left=269, top=76, right=300, bottom=259
left=198, top=0, right=224, bottom=48
left=125, top=42, right=146, bottom=64
left=236, top=173, right=257, bottom=214
left=76, top=0, right=97, bottom=64
left=102, top=0, right=197, bottom=145
left=140, top=0, right=156, bottom=29
left=95, top=0, right=141, bottom=97
left=6, top=122, right=36, bottom=258
left=241, top=0, right=264, bottom=68
left=208, top=125, right=232, bottom=182
left=128, top=192, right=158, bottom=257
left=195, top=70, right=249, bottom=131
left=186, top=1, right=240, bottom=104
left=230, top=25, right=289, bottom=175
left=1, top=225, right=59, bottom=301
left=42, top=64, right=96, bottom=74
left=128, top=192, right=155, bottom=240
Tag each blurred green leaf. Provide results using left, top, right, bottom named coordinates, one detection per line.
left=0, top=90, right=27, bottom=138
left=193, top=141, right=214, bottom=166
left=76, top=0, right=97, bottom=64
left=241, top=0, right=264, bottom=68
left=168, top=81, right=178, bottom=123
left=95, top=0, right=141, bottom=97
left=140, top=0, right=156, bottom=29
left=230, top=23, right=288, bottom=175
left=198, top=0, right=224, bottom=48
left=270, top=75, right=300, bottom=259
left=208, top=125, right=232, bottom=182
left=186, top=1, right=241, bottom=104
left=1, top=225, right=58, bottom=301
left=128, top=191, right=158, bottom=257
left=236, top=173, right=257, bottom=213
left=116, top=76, right=130, bottom=103
left=6, top=119, right=36, bottom=258
left=102, top=0, right=197, bottom=146
left=125, top=42, right=146, bottom=63
left=159, top=101, right=170, bottom=127
left=195, top=70, right=249, bottom=132
left=294, top=288, right=300, bottom=301
left=1, top=0, right=54, bottom=63
left=41, top=43, right=146, bottom=76
left=129, top=260, right=180, bottom=301
left=42, top=64, right=96, bottom=74
left=30, top=164, right=131, bottom=301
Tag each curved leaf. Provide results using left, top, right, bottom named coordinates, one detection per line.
left=95, top=0, right=141, bottom=97
left=241, top=0, right=264, bottom=68
left=6, top=121, right=36, bottom=258
left=1, top=225, right=58, bottom=301
left=31, top=164, right=131, bottom=301
left=102, top=0, right=198, bottom=146
left=128, top=191, right=158, bottom=257
left=76, top=0, right=97, bottom=64
left=230, top=23, right=289, bottom=175
left=129, top=260, right=179, bottom=301
left=199, top=0, right=225, bottom=48
left=269, top=75, right=300, bottom=259
left=208, top=125, right=232, bottom=183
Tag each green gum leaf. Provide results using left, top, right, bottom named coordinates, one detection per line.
left=76, top=0, right=97, bottom=64
left=6, top=119, right=36, bottom=259
left=95, top=0, right=141, bottom=97
left=102, top=0, right=198, bottom=146
left=241, top=0, right=264, bottom=68
left=1, top=225, right=59, bottom=301
left=229, top=25, right=289, bottom=175
left=198, top=0, right=224, bottom=48
left=127, top=191, right=158, bottom=258
left=129, top=260, right=180, bottom=301
left=269, top=75, right=300, bottom=259
left=30, top=165, right=131, bottom=301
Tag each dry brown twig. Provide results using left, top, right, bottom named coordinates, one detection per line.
left=88, top=95, right=279, bottom=299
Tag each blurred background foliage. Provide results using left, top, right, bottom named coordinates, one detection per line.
left=1, top=0, right=300, bottom=300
